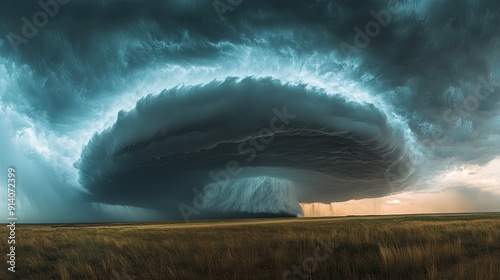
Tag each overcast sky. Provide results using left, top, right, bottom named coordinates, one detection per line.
left=0, top=0, right=499, bottom=222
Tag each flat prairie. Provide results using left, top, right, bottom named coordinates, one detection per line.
left=1, top=214, right=499, bottom=279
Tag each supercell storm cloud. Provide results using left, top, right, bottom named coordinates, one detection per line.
left=76, top=77, right=409, bottom=218
left=0, top=0, right=499, bottom=221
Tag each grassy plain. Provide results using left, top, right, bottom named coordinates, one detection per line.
left=1, top=214, right=499, bottom=279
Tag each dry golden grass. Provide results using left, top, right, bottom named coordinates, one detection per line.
left=1, top=214, right=499, bottom=279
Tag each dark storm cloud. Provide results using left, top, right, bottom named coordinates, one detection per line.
left=0, top=0, right=430, bottom=119
left=349, top=0, right=500, bottom=135
left=2, top=0, right=497, bottom=131
left=76, top=77, right=410, bottom=218
left=0, top=0, right=238, bottom=121
left=1, top=0, right=499, bottom=220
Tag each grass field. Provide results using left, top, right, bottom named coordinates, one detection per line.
left=1, top=214, right=500, bottom=279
